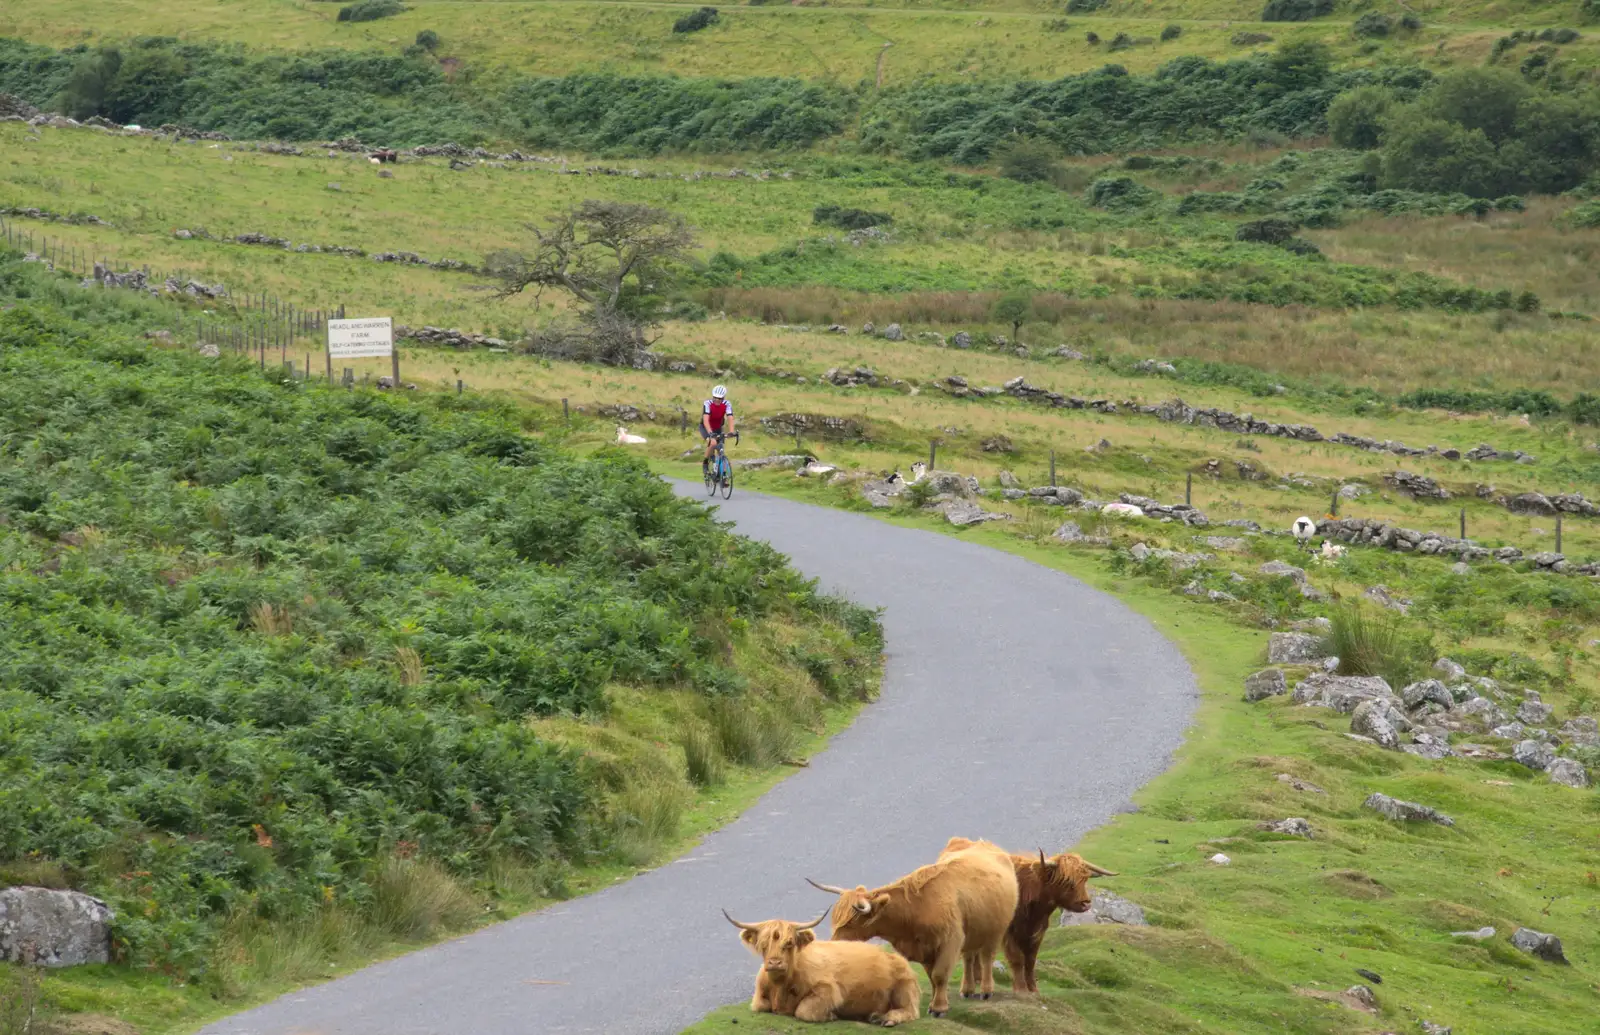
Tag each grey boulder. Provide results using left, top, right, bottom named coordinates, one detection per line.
left=939, top=499, right=1008, bottom=527
left=1244, top=668, right=1288, bottom=701
left=1516, top=695, right=1554, bottom=725
left=1511, top=927, right=1567, bottom=964
left=1351, top=698, right=1408, bottom=749
left=1433, top=658, right=1467, bottom=681
left=1363, top=792, right=1454, bottom=826
left=0, top=887, right=114, bottom=966
left=1059, top=888, right=1147, bottom=927
left=1268, top=631, right=1327, bottom=664
left=1293, top=673, right=1395, bottom=712
left=1548, top=758, right=1590, bottom=788
left=1512, top=739, right=1556, bottom=771
left=1402, top=732, right=1451, bottom=761
left=1402, top=679, right=1454, bottom=711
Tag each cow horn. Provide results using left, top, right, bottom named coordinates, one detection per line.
left=722, top=909, right=759, bottom=931
left=797, top=909, right=829, bottom=931
left=1086, top=863, right=1118, bottom=877
left=1038, top=848, right=1050, bottom=868
left=806, top=878, right=850, bottom=895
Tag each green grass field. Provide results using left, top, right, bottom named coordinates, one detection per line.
left=4, top=0, right=1597, bottom=84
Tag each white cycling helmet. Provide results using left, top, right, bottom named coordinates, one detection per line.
left=712, top=385, right=727, bottom=399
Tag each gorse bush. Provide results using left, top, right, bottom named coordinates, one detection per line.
left=0, top=266, right=878, bottom=973
left=1261, top=0, right=1334, bottom=22
left=813, top=204, right=892, bottom=230
left=673, top=7, right=720, bottom=33
left=337, top=0, right=406, bottom=23
left=1352, top=12, right=1392, bottom=38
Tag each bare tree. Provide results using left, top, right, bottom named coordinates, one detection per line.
left=487, top=201, right=696, bottom=318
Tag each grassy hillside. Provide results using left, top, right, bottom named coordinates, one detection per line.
left=0, top=253, right=881, bottom=1032
left=3, top=0, right=1597, bottom=83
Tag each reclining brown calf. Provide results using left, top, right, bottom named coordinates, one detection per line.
left=724, top=910, right=920, bottom=1026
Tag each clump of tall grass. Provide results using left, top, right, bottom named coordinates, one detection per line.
left=681, top=725, right=726, bottom=787
left=1322, top=603, right=1432, bottom=688
left=611, top=776, right=692, bottom=866
left=709, top=697, right=798, bottom=768
left=371, top=857, right=481, bottom=940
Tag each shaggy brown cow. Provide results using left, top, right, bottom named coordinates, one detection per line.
left=808, top=840, right=1018, bottom=1017
left=943, top=836, right=1117, bottom=994
left=724, top=910, right=920, bottom=1026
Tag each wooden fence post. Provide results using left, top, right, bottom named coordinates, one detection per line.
left=1459, top=508, right=1466, bottom=540
left=929, top=440, right=938, bottom=471
left=1050, top=450, right=1057, bottom=487
left=563, top=398, right=570, bottom=421
left=1185, top=471, right=1192, bottom=505
left=1556, top=513, right=1563, bottom=554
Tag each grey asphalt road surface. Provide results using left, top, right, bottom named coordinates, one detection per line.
left=201, top=480, right=1196, bottom=1035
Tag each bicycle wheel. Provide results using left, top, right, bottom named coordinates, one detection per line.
left=719, top=458, right=733, bottom=499
left=704, top=455, right=716, bottom=496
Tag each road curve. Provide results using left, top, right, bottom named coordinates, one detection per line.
left=202, top=481, right=1196, bottom=1035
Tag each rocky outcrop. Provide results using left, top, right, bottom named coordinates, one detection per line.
left=1058, top=888, right=1147, bottom=927
left=0, top=887, right=114, bottom=966
left=1292, top=674, right=1394, bottom=712
left=1245, top=668, right=1289, bottom=701
left=397, top=325, right=509, bottom=349
left=83, top=263, right=227, bottom=300
left=939, top=498, right=1009, bottom=527
left=1385, top=470, right=1450, bottom=500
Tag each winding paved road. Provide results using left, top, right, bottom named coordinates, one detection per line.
left=203, top=481, right=1196, bottom=1035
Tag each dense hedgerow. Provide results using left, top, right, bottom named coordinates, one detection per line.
left=0, top=257, right=875, bottom=973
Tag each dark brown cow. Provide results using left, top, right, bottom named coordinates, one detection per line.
left=944, top=837, right=1117, bottom=994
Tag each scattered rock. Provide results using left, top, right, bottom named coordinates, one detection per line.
left=1450, top=926, right=1495, bottom=940
left=1259, top=560, right=1308, bottom=583
left=1268, top=632, right=1327, bottom=664
left=1548, top=757, right=1590, bottom=788
left=1293, top=674, right=1394, bottom=712
left=939, top=499, right=1008, bottom=527
left=1363, top=792, right=1453, bottom=826
left=1402, top=732, right=1451, bottom=760
left=0, top=887, right=114, bottom=965
left=950, top=330, right=972, bottom=349
left=1276, top=773, right=1326, bottom=794
left=1209, top=853, right=1231, bottom=865
left=882, top=323, right=904, bottom=341
left=1344, top=984, right=1377, bottom=1011
left=1385, top=470, right=1450, bottom=500
left=1516, top=695, right=1553, bottom=725
left=1363, top=585, right=1410, bottom=614
left=1245, top=669, right=1289, bottom=701
left=1401, top=679, right=1454, bottom=711
left=998, top=470, right=1020, bottom=489
left=1420, top=1021, right=1451, bottom=1035
left=1353, top=968, right=1382, bottom=984
left=1511, top=927, right=1567, bottom=964
left=1351, top=698, right=1408, bottom=749
left=1058, top=888, right=1147, bottom=927
left=1512, top=739, right=1555, bottom=771
left=1265, top=817, right=1312, bottom=838
left=1433, top=658, right=1467, bottom=681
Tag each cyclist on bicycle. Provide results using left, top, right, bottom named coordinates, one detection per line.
left=701, top=384, right=735, bottom=475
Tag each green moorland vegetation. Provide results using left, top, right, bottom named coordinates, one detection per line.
left=3, top=0, right=1600, bottom=1030
left=0, top=255, right=883, bottom=1032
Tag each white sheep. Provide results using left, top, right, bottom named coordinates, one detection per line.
left=1102, top=502, right=1145, bottom=518
left=1318, top=540, right=1346, bottom=562
left=615, top=426, right=647, bottom=445
left=1292, top=515, right=1317, bottom=542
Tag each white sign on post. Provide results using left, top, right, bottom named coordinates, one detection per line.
left=327, top=317, right=393, bottom=358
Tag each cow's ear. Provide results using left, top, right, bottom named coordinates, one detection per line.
left=795, top=929, right=815, bottom=949
left=871, top=893, right=892, bottom=911
left=741, top=929, right=758, bottom=947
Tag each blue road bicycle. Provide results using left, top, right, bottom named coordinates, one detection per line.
left=705, top=430, right=737, bottom=499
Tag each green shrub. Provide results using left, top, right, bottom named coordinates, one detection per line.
left=1161, top=24, right=1183, bottom=41
left=1400, top=13, right=1423, bottom=30
left=1066, top=0, right=1107, bottom=11
left=1085, top=31, right=1101, bottom=44
left=1353, top=12, right=1393, bottom=38
left=609, top=776, right=691, bottom=865
left=813, top=204, right=892, bottom=230
left=1236, top=217, right=1299, bottom=244
left=673, top=7, right=720, bottom=33
left=1109, top=33, right=1136, bottom=52
left=708, top=697, right=796, bottom=767
left=996, top=136, right=1060, bottom=183
left=1261, top=0, right=1333, bottom=23
left=338, top=0, right=406, bottom=23
left=1563, top=198, right=1600, bottom=228
left=1585, top=0, right=1600, bottom=24
left=370, top=858, right=480, bottom=940
left=1327, top=85, right=1393, bottom=149
left=1569, top=393, right=1600, bottom=425
left=1281, top=237, right=1323, bottom=257
left=1088, top=175, right=1158, bottom=209
left=415, top=30, right=440, bottom=52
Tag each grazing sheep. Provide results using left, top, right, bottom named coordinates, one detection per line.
left=616, top=426, right=648, bottom=445
left=1292, top=515, right=1317, bottom=543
